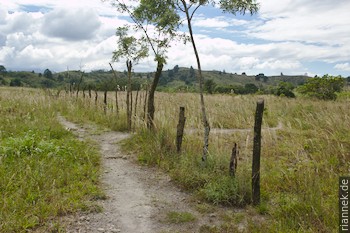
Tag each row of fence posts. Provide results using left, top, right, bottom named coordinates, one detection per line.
left=175, top=99, right=264, bottom=206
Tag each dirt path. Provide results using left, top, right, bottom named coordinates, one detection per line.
left=58, top=116, right=222, bottom=233
left=187, top=122, right=283, bottom=135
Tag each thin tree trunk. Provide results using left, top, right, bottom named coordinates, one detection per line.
left=143, top=87, right=148, bottom=121
left=183, top=2, right=210, bottom=162
left=147, top=61, right=164, bottom=130
left=126, top=60, right=132, bottom=131
left=109, top=63, right=119, bottom=115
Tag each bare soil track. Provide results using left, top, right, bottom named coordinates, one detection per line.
left=58, top=116, right=223, bottom=233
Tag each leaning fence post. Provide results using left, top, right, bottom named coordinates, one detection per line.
left=176, top=107, right=186, bottom=153
left=252, top=99, right=264, bottom=206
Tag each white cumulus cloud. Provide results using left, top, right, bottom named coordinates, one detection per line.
left=334, top=63, right=350, bottom=72
left=41, top=8, right=101, bottom=41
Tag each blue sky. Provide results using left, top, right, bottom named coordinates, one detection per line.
left=0, top=0, right=349, bottom=77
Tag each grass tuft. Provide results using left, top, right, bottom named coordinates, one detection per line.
left=165, top=211, right=196, bottom=224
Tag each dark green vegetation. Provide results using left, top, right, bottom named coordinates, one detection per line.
left=0, top=88, right=102, bottom=232
left=297, top=74, right=345, bottom=100
left=2, top=65, right=348, bottom=100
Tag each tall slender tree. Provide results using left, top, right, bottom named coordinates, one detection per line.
left=108, top=0, right=180, bottom=130
left=177, top=0, right=259, bottom=162
left=112, top=26, right=148, bottom=131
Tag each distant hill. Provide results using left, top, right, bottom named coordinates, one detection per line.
left=157, top=66, right=309, bottom=89
left=0, top=66, right=312, bottom=93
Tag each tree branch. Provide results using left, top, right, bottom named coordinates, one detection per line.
left=190, top=4, right=201, bottom=21
left=115, top=0, right=158, bottom=57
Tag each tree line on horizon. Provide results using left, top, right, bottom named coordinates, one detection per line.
left=0, top=64, right=349, bottom=99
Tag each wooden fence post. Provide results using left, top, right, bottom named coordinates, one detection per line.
left=94, top=90, right=98, bottom=106
left=252, top=99, right=264, bottom=206
left=103, top=90, right=107, bottom=114
left=229, top=143, right=238, bottom=177
left=176, top=107, right=186, bottom=153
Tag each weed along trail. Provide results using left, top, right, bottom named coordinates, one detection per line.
left=58, top=115, right=221, bottom=233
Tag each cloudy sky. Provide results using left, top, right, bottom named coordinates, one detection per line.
left=1, top=0, right=350, bottom=77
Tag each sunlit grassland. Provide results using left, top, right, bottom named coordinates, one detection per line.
left=19, top=88, right=350, bottom=232
left=0, top=87, right=102, bottom=232
left=57, top=89, right=350, bottom=232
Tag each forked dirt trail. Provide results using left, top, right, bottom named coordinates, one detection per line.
left=58, top=116, right=221, bottom=233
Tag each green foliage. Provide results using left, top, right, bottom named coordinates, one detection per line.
left=218, top=0, right=260, bottom=15
left=114, top=0, right=180, bottom=64
left=166, top=211, right=196, bottom=223
left=0, top=76, right=7, bottom=85
left=204, top=79, right=216, bottom=94
left=173, top=64, right=179, bottom=73
left=298, top=75, right=345, bottom=100
left=10, top=78, right=23, bottom=87
left=41, top=79, right=55, bottom=88
left=255, top=73, right=268, bottom=82
left=113, top=27, right=148, bottom=64
left=199, top=175, right=251, bottom=206
left=0, top=65, right=6, bottom=73
left=243, top=83, right=258, bottom=94
left=274, top=82, right=295, bottom=98
left=134, top=0, right=180, bottom=33
left=43, top=68, right=53, bottom=79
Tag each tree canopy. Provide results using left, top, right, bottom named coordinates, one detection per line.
left=112, top=27, right=148, bottom=64
left=297, top=75, right=345, bottom=100
left=0, top=65, right=6, bottom=73
left=43, top=69, right=53, bottom=79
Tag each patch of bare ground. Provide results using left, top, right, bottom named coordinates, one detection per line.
left=58, top=116, right=240, bottom=233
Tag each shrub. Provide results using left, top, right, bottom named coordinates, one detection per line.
left=274, top=82, right=295, bottom=98
left=297, top=75, right=344, bottom=100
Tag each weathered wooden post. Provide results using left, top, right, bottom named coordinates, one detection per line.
left=133, top=89, right=139, bottom=131
left=176, top=107, right=186, bottom=153
left=229, top=143, right=238, bottom=177
left=94, top=90, right=98, bottom=106
left=103, top=90, right=107, bottom=114
left=252, top=99, right=264, bottom=206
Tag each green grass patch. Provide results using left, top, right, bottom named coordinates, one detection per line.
left=165, top=211, right=196, bottom=224
left=0, top=88, right=102, bottom=232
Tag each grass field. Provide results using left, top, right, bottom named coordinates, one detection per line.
left=0, top=87, right=103, bottom=232
left=1, top=87, right=349, bottom=232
